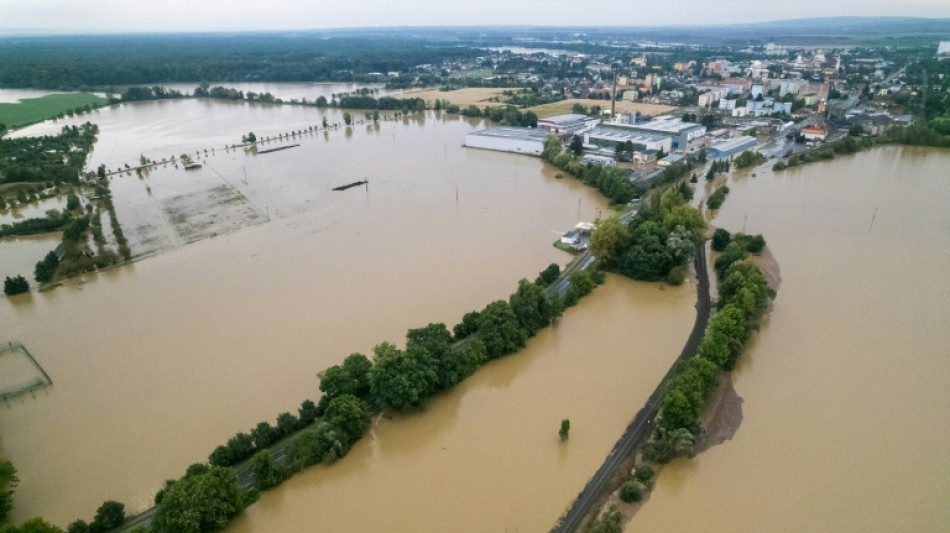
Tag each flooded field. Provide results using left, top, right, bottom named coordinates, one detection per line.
left=630, top=146, right=950, bottom=532
left=0, top=96, right=703, bottom=528
left=137, top=82, right=387, bottom=102
left=227, top=275, right=695, bottom=533
left=0, top=233, right=62, bottom=284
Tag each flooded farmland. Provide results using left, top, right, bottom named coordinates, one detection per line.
left=630, top=146, right=950, bottom=532
left=0, top=91, right=699, bottom=528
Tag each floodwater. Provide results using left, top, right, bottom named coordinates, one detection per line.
left=227, top=275, right=695, bottom=533
left=134, top=82, right=387, bottom=103
left=631, top=146, right=950, bottom=532
left=0, top=233, right=62, bottom=285
left=0, top=97, right=699, bottom=528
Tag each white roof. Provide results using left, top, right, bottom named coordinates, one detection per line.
left=939, top=42, right=950, bottom=55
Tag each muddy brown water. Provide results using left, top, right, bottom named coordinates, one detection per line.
left=630, top=146, right=950, bottom=532
left=0, top=96, right=698, bottom=528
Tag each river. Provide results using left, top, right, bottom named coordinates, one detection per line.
left=630, top=146, right=950, bottom=532
left=0, top=93, right=699, bottom=528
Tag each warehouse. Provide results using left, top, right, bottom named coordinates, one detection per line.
left=708, top=136, right=757, bottom=159
left=608, top=115, right=706, bottom=150
left=583, top=127, right=672, bottom=154
left=536, top=114, right=600, bottom=137
left=463, top=127, right=550, bottom=155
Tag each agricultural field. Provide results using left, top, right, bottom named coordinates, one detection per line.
left=0, top=93, right=109, bottom=129
left=528, top=99, right=677, bottom=118
left=397, top=87, right=519, bottom=108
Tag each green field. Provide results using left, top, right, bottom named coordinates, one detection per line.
left=0, top=93, right=109, bottom=129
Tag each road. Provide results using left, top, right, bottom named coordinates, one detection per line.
left=549, top=242, right=711, bottom=533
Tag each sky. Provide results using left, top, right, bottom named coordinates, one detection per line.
left=0, top=0, right=948, bottom=33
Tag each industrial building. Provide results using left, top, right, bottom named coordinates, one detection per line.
left=608, top=115, right=706, bottom=150
left=583, top=127, right=671, bottom=153
left=536, top=114, right=600, bottom=137
left=708, top=136, right=757, bottom=159
left=463, top=127, right=550, bottom=155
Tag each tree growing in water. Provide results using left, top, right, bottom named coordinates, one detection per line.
left=559, top=419, right=571, bottom=441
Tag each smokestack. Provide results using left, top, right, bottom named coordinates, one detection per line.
left=611, top=70, right=617, bottom=118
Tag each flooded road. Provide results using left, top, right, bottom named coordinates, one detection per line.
left=630, top=146, right=950, bottom=532
left=0, top=97, right=701, bottom=527
left=226, top=275, right=695, bottom=533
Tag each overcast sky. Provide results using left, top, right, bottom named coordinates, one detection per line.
left=1, top=0, right=948, bottom=33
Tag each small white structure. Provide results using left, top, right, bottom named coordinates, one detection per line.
left=464, top=127, right=550, bottom=155
left=537, top=114, right=600, bottom=136
left=561, top=230, right=580, bottom=245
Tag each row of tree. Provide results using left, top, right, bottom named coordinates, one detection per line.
left=49, top=261, right=602, bottom=533
left=0, top=124, right=98, bottom=185
left=540, top=137, right=637, bottom=205
left=647, top=229, right=775, bottom=463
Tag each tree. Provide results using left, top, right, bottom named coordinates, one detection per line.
left=343, top=113, right=352, bottom=126
left=588, top=506, right=623, bottom=533
left=569, top=134, right=584, bottom=156
left=535, top=263, right=560, bottom=286
left=590, top=215, right=630, bottom=267
left=7, top=518, right=64, bottom=533
left=250, top=422, right=278, bottom=450
left=646, top=427, right=695, bottom=463
left=152, top=467, right=250, bottom=533
left=91, top=500, right=125, bottom=531
left=275, top=412, right=299, bottom=438
left=476, top=300, right=527, bottom=359
left=619, top=480, right=643, bottom=502
left=3, top=276, right=29, bottom=296
left=508, top=279, right=554, bottom=336
left=315, top=96, right=328, bottom=107
left=634, top=463, right=655, bottom=482
left=323, top=394, right=371, bottom=443
left=286, top=428, right=322, bottom=471
left=322, top=116, right=329, bottom=129
left=711, top=228, right=731, bottom=252
left=0, top=461, right=18, bottom=521
left=250, top=450, right=286, bottom=491
left=34, top=251, right=59, bottom=283
left=559, top=419, right=570, bottom=441
left=65, top=520, right=90, bottom=533
left=225, top=432, right=255, bottom=462
left=452, top=311, right=481, bottom=340
left=66, top=194, right=81, bottom=211
left=368, top=342, right=437, bottom=412
left=298, top=399, right=318, bottom=425
left=540, top=136, right=562, bottom=161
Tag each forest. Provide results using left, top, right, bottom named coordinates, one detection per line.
left=0, top=34, right=483, bottom=90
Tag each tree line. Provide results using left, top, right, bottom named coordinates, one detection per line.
left=646, top=228, right=775, bottom=463
left=540, top=136, right=636, bottom=205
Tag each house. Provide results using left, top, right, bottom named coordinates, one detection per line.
left=658, top=154, right=684, bottom=167
left=801, top=126, right=828, bottom=141
left=561, top=230, right=580, bottom=245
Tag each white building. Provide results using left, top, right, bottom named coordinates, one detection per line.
left=719, top=98, right=737, bottom=111
left=938, top=42, right=950, bottom=60
left=606, top=115, right=706, bottom=150
left=584, top=127, right=672, bottom=154
left=464, top=127, right=550, bottom=155
left=536, top=114, right=600, bottom=137
left=751, top=84, right=764, bottom=98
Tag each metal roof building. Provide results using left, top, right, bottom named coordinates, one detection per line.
left=463, top=127, right=551, bottom=155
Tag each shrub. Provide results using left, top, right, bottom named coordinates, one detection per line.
left=666, top=265, right=686, bottom=286
left=619, top=480, right=643, bottom=503
left=634, top=463, right=655, bottom=483
left=711, top=228, right=731, bottom=252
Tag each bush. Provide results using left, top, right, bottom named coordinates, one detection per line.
left=706, top=186, right=730, bottom=210
left=3, top=275, right=29, bottom=296
left=711, top=228, right=731, bottom=252
left=666, top=265, right=686, bottom=286
left=619, top=480, right=643, bottom=503
left=634, top=463, right=655, bottom=483
left=746, top=234, right=766, bottom=254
